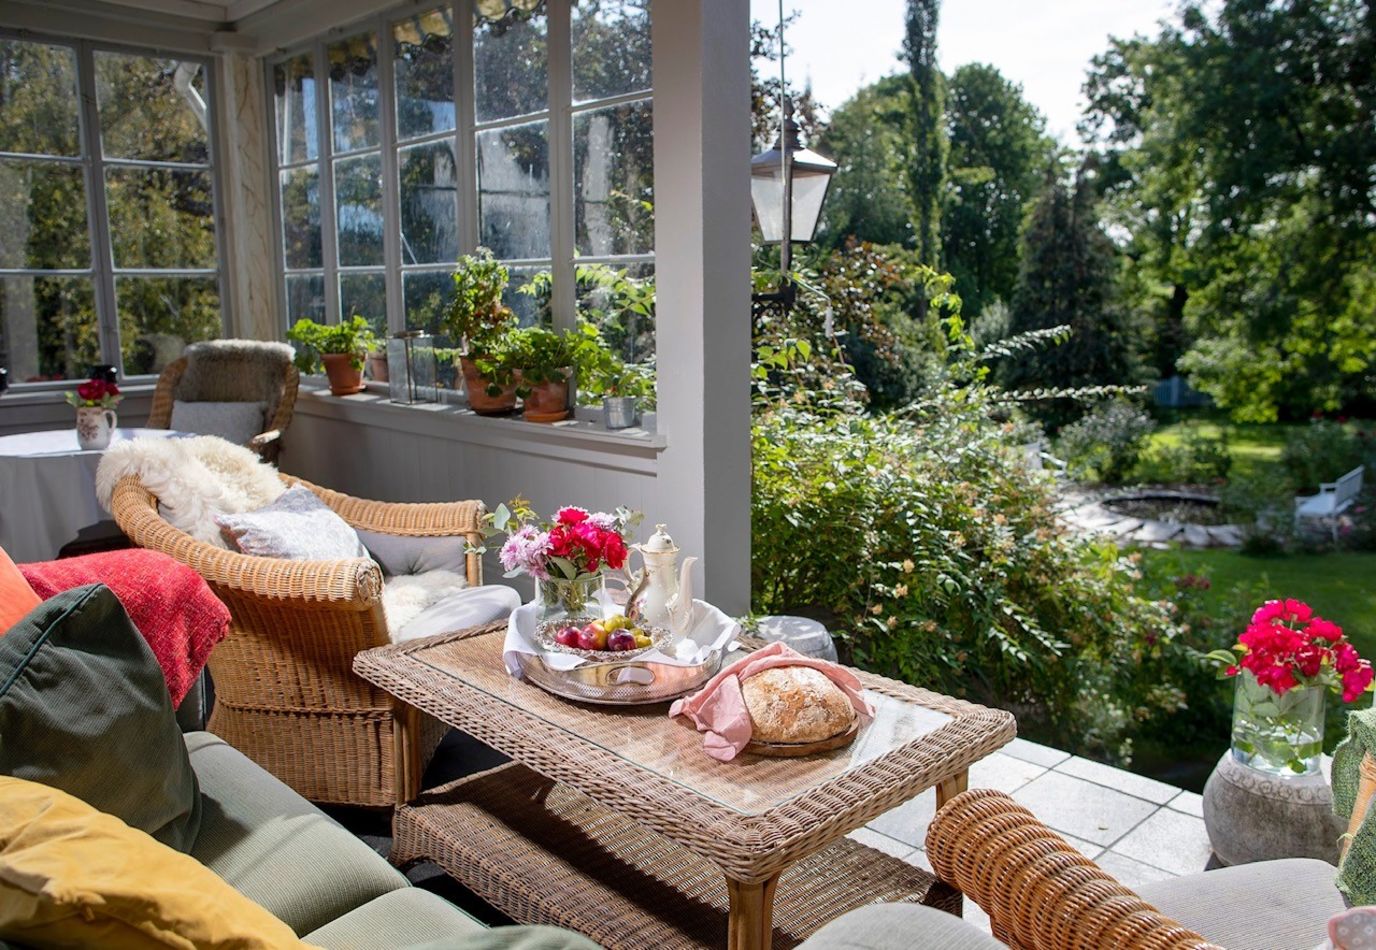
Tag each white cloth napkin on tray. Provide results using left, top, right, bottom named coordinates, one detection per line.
left=503, top=591, right=740, bottom=676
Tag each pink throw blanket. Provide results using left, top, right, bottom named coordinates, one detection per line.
left=669, top=642, right=874, bottom=761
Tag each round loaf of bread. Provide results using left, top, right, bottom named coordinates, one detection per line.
left=742, top=666, right=857, bottom=744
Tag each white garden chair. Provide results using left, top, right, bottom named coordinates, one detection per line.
left=1295, top=464, right=1364, bottom=542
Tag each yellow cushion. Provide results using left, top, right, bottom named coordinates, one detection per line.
left=0, top=775, right=318, bottom=949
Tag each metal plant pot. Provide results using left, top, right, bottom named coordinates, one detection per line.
left=603, top=396, right=640, bottom=430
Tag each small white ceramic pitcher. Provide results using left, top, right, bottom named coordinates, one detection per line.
left=75, top=406, right=116, bottom=451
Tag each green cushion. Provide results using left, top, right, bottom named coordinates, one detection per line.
left=0, top=584, right=201, bottom=852
left=401, top=929, right=601, bottom=950
left=301, top=888, right=486, bottom=948
left=185, top=732, right=409, bottom=936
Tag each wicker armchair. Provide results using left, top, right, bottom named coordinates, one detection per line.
left=108, top=471, right=487, bottom=808
left=148, top=343, right=300, bottom=464
left=926, top=772, right=1376, bottom=950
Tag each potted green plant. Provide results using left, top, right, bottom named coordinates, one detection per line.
left=506, top=326, right=578, bottom=423
left=600, top=362, right=653, bottom=429
left=287, top=315, right=378, bottom=396
left=443, top=249, right=518, bottom=413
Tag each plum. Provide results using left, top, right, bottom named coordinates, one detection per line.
left=606, top=631, right=637, bottom=652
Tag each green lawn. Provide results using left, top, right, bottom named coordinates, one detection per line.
left=1145, top=413, right=1297, bottom=481
left=1141, top=548, right=1376, bottom=656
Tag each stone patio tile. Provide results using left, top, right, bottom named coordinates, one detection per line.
left=1110, top=807, right=1212, bottom=876
left=1095, top=849, right=1177, bottom=889
left=867, top=753, right=1046, bottom=848
left=961, top=899, right=992, bottom=934
left=1057, top=833, right=1106, bottom=860
left=1012, top=771, right=1158, bottom=846
left=968, top=751, right=1047, bottom=794
left=1002, top=737, right=1070, bottom=769
left=1054, top=756, right=1180, bottom=804
left=847, top=827, right=916, bottom=861
left=902, top=847, right=933, bottom=873
left=1166, top=790, right=1205, bottom=818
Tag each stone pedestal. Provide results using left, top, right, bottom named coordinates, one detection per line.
left=1202, top=751, right=1346, bottom=866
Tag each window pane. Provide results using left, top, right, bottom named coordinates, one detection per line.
left=577, top=261, right=655, bottom=365
left=280, top=165, right=322, bottom=269
left=329, top=34, right=380, bottom=154
left=0, top=40, right=81, bottom=157
left=403, top=268, right=459, bottom=390
left=334, top=153, right=384, bottom=266
left=0, top=276, right=98, bottom=382
left=574, top=99, right=654, bottom=256
left=473, top=12, right=546, bottom=121
left=505, top=265, right=547, bottom=328
left=477, top=120, right=549, bottom=260
left=95, top=52, right=210, bottom=165
left=572, top=0, right=651, bottom=103
left=286, top=273, right=325, bottom=322
left=399, top=140, right=459, bottom=265
left=0, top=160, right=89, bottom=269
left=116, top=275, right=220, bottom=375
left=106, top=166, right=216, bottom=269
left=339, top=272, right=386, bottom=336
left=273, top=54, right=318, bottom=165
left=394, top=11, right=455, bottom=141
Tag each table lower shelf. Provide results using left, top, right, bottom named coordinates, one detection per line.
left=392, top=762, right=961, bottom=949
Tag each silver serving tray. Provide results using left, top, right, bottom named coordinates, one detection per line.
left=516, top=648, right=723, bottom=706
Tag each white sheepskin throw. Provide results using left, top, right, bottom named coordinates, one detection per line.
left=382, top=570, right=469, bottom=634
left=97, top=435, right=285, bottom=548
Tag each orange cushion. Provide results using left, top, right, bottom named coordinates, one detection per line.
left=0, top=548, right=39, bottom=636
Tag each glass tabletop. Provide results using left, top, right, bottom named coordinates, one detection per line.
left=412, top=633, right=953, bottom=816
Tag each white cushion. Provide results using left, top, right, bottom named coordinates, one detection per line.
left=1298, top=493, right=1339, bottom=517
left=169, top=400, right=267, bottom=446
left=216, top=485, right=368, bottom=560
left=391, top=585, right=521, bottom=643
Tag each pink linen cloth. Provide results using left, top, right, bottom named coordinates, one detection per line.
left=669, top=641, right=875, bottom=761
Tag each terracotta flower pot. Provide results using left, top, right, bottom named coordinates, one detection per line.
left=321, top=352, right=364, bottom=396
left=460, top=356, right=517, bottom=415
left=521, top=368, right=571, bottom=423
left=366, top=352, right=389, bottom=382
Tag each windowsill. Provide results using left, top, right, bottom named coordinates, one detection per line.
left=293, top=381, right=665, bottom=468
left=0, top=382, right=157, bottom=408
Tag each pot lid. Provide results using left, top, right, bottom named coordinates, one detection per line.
left=641, top=524, right=677, bottom=553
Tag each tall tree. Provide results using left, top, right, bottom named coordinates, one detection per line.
left=903, top=0, right=946, bottom=266
left=816, top=75, right=913, bottom=248
left=942, top=64, right=1055, bottom=318
left=1003, top=160, right=1141, bottom=416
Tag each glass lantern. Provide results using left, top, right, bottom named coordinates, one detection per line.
left=387, top=331, right=437, bottom=404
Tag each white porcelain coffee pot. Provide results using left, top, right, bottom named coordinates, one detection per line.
left=626, top=524, right=698, bottom=633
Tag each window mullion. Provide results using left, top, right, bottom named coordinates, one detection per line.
left=548, top=0, right=575, bottom=332
left=378, top=17, right=405, bottom=336
left=75, top=41, right=123, bottom=374
left=455, top=0, right=479, bottom=254
left=315, top=41, right=342, bottom=324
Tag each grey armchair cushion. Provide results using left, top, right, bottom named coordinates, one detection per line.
left=357, top=528, right=468, bottom=577
left=1137, top=857, right=1343, bottom=949
left=797, top=904, right=1006, bottom=949
left=185, top=731, right=409, bottom=936
left=217, top=484, right=368, bottom=561
left=300, top=888, right=486, bottom=947
left=0, top=585, right=202, bottom=853
left=169, top=399, right=266, bottom=445
left=392, top=584, right=521, bottom=642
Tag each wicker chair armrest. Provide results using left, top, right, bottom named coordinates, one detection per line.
left=249, top=429, right=282, bottom=450
left=287, top=475, right=486, bottom=539
left=108, top=475, right=383, bottom=607
left=926, top=789, right=1221, bottom=950
left=1342, top=752, right=1376, bottom=860
left=146, top=357, right=186, bottom=429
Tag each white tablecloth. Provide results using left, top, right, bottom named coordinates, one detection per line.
left=0, top=428, right=184, bottom=563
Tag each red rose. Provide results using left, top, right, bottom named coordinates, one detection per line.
left=556, top=506, right=589, bottom=526
left=76, top=381, right=100, bottom=401
left=602, top=533, right=627, bottom=570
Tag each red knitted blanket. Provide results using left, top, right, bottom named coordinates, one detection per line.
left=20, top=550, right=230, bottom=707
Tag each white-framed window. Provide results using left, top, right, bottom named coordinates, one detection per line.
left=266, top=0, right=655, bottom=380
left=0, top=32, right=226, bottom=385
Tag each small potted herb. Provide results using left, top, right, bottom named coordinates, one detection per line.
left=506, top=326, right=578, bottom=423
left=443, top=249, right=518, bottom=413
left=287, top=315, right=378, bottom=396
left=600, top=362, right=652, bottom=429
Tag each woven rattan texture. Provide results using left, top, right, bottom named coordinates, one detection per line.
left=146, top=355, right=300, bottom=463
left=355, top=625, right=1015, bottom=882
left=925, top=789, right=1222, bottom=950
left=109, top=473, right=484, bottom=807
left=393, top=762, right=961, bottom=949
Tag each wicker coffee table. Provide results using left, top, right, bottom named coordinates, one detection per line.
left=354, top=623, right=1015, bottom=949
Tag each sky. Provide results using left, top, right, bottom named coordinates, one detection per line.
left=750, top=0, right=1178, bottom=145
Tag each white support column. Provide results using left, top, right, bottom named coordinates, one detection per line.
left=651, top=0, right=752, bottom=614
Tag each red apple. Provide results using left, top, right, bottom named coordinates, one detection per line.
left=606, top=631, right=637, bottom=652
left=554, top=626, right=581, bottom=648
left=577, top=625, right=608, bottom=651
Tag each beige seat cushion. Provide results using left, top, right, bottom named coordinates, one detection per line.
left=301, top=888, right=485, bottom=948
left=797, top=903, right=1006, bottom=949
left=185, top=732, right=409, bottom=936
left=1137, top=857, right=1343, bottom=949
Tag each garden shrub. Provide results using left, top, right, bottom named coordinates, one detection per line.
left=1133, top=426, right=1232, bottom=485
left=751, top=316, right=1192, bottom=762
left=1055, top=400, right=1156, bottom=484
left=1282, top=419, right=1371, bottom=494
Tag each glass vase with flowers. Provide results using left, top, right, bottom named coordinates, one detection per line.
left=1209, top=599, right=1374, bottom=776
